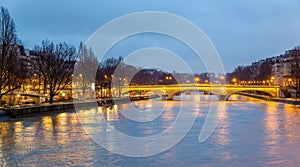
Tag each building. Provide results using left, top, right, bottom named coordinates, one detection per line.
left=271, top=48, right=300, bottom=97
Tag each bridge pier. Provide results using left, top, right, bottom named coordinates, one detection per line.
left=161, top=95, right=168, bottom=100
left=218, top=95, right=227, bottom=101
left=160, top=94, right=173, bottom=100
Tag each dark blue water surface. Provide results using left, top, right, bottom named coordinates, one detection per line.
left=1, top=95, right=300, bottom=167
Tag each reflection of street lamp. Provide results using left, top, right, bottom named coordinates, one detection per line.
left=91, top=82, right=95, bottom=98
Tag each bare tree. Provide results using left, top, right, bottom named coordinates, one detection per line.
left=73, top=42, right=99, bottom=99
left=34, top=40, right=76, bottom=103
left=95, top=56, right=123, bottom=97
left=0, top=6, right=26, bottom=101
left=231, top=65, right=253, bottom=82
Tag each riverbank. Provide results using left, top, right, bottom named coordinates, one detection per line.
left=2, top=96, right=152, bottom=118
left=237, top=92, right=300, bottom=105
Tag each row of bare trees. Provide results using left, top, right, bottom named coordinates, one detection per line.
left=230, top=60, right=273, bottom=83
left=0, top=7, right=27, bottom=101
left=0, top=6, right=84, bottom=103
left=0, top=5, right=130, bottom=103
left=33, top=40, right=77, bottom=103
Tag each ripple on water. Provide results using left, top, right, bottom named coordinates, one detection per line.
left=1, top=95, right=300, bottom=166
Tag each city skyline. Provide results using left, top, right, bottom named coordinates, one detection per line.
left=2, top=0, right=300, bottom=72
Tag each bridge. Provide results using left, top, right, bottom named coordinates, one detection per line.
left=119, top=84, right=281, bottom=100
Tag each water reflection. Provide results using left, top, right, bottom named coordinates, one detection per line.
left=262, top=102, right=300, bottom=166
left=0, top=96, right=300, bottom=166
left=106, top=105, right=119, bottom=121
left=216, top=103, right=230, bottom=146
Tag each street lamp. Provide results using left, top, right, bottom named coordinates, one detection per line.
left=270, top=76, right=275, bottom=86
left=287, top=78, right=293, bottom=87
left=219, top=76, right=225, bottom=84
left=195, top=77, right=200, bottom=83
left=232, top=78, right=237, bottom=84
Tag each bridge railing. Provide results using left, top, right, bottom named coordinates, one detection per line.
left=122, top=84, right=280, bottom=88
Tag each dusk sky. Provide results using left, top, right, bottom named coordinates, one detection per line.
left=2, top=0, right=300, bottom=72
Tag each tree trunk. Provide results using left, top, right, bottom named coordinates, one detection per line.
left=49, top=93, right=54, bottom=104
left=43, top=79, right=47, bottom=94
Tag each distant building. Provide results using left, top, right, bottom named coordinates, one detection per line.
left=271, top=49, right=300, bottom=87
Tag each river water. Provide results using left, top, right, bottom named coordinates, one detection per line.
left=1, top=94, right=300, bottom=166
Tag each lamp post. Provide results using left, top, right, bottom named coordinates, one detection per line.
left=232, top=78, right=237, bottom=85
left=270, top=76, right=275, bottom=86
left=288, top=78, right=293, bottom=86
left=220, top=76, right=225, bottom=84
left=195, top=77, right=200, bottom=84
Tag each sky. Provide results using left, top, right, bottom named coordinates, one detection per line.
left=2, top=0, right=300, bottom=73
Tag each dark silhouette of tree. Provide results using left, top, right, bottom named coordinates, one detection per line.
left=256, top=61, right=272, bottom=81
left=0, top=6, right=26, bottom=101
left=95, top=56, right=123, bottom=97
left=231, top=66, right=253, bottom=82
left=231, top=61, right=272, bottom=84
left=34, top=40, right=77, bottom=103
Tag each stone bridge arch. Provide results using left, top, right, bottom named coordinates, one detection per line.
left=120, top=85, right=281, bottom=101
left=224, top=88, right=280, bottom=100
left=166, top=89, right=215, bottom=100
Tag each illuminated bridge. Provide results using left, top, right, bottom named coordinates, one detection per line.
left=120, top=84, right=281, bottom=100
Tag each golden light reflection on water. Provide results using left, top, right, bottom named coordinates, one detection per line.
left=107, top=105, right=119, bottom=121
left=216, top=103, right=230, bottom=146
left=1, top=98, right=300, bottom=166
left=42, top=116, right=54, bottom=141
left=132, top=101, right=153, bottom=111
left=262, top=101, right=300, bottom=165
left=55, top=113, right=68, bottom=145
left=14, top=122, right=25, bottom=154
left=14, top=122, right=23, bottom=133
left=161, top=101, right=175, bottom=122
left=0, top=111, right=99, bottom=166
left=263, top=102, right=282, bottom=159
left=283, top=104, right=300, bottom=140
